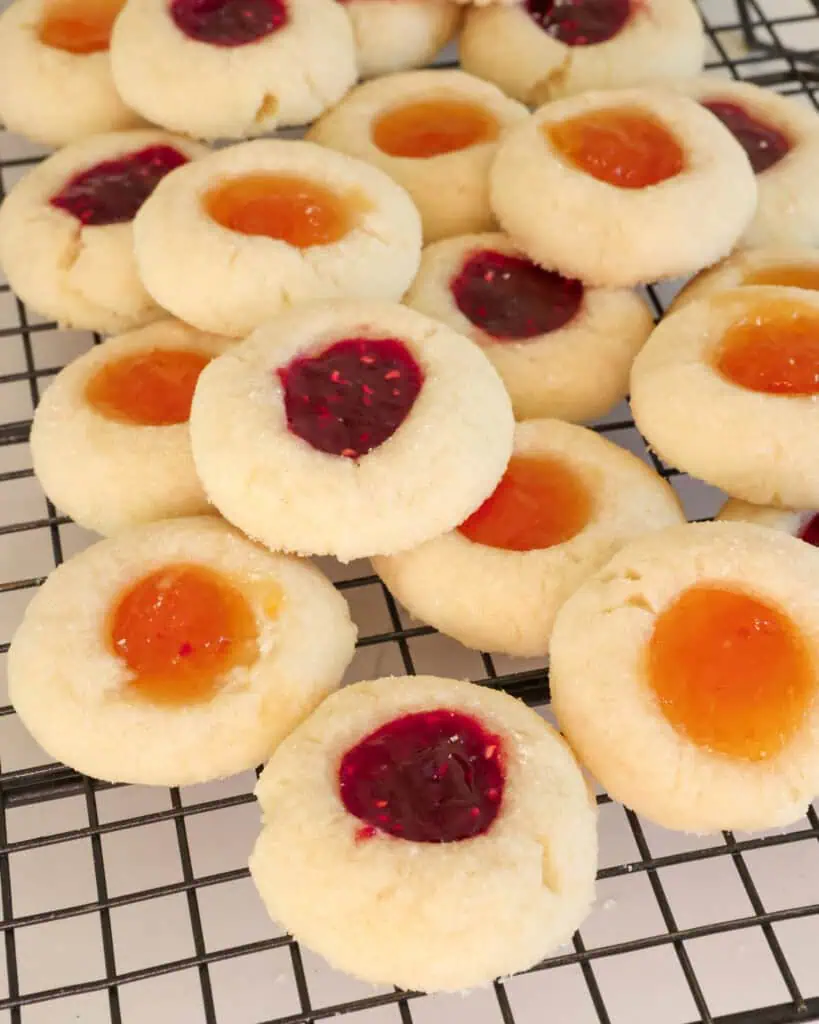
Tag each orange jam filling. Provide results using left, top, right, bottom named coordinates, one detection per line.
left=38, top=0, right=126, bottom=54
left=458, top=454, right=592, bottom=552
left=647, top=584, right=814, bottom=761
left=204, top=173, right=354, bottom=247
left=744, top=264, right=819, bottom=292
left=715, top=301, right=819, bottom=396
left=110, top=564, right=259, bottom=706
left=85, top=349, right=210, bottom=426
left=547, top=108, right=685, bottom=189
left=372, top=99, right=500, bottom=158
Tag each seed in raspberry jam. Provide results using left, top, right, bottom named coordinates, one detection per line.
left=526, top=0, right=632, bottom=45
left=170, top=0, right=288, bottom=46
left=702, top=101, right=791, bottom=175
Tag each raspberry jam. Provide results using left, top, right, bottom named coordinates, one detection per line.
left=372, top=99, right=500, bottom=158
left=451, top=250, right=584, bottom=340
left=170, top=0, right=288, bottom=46
left=702, top=101, right=791, bottom=175
left=548, top=108, right=685, bottom=189
left=799, top=513, right=819, bottom=547
left=715, top=302, right=819, bottom=396
left=744, top=265, right=819, bottom=292
left=647, top=584, right=813, bottom=761
left=110, top=564, right=259, bottom=705
left=50, top=146, right=188, bottom=227
left=38, top=0, right=125, bottom=54
left=204, top=174, right=353, bottom=247
left=526, top=0, right=631, bottom=45
left=459, top=455, right=592, bottom=551
left=339, top=709, right=505, bottom=843
left=278, top=338, right=423, bottom=458
left=85, top=349, right=210, bottom=426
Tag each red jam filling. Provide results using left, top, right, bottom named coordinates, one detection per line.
left=702, top=101, right=791, bottom=175
left=38, top=0, right=126, bottom=54
left=526, top=0, right=631, bottom=45
left=49, top=146, right=188, bottom=227
left=451, top=250, right=584, bottom=341
left=170, top=0, right=288, bottom=46
left=85, top=349, right=210, bottom=426
left=799, top=513, right=819, bottom=547
left=647, top=584, right=813, bottom=761
left=278, top=338, right=424, bottom=459
left=110, top=564, right=259, bottom=705
left=372, top=99, right=500, bottom=158
left=339, top=709, right=505, bottom=843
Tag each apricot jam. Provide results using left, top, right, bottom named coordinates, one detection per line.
left=744, top=265, right=819, bottom=292
left=204, top=173, right=353, bottom=246
left=38, top=0, right=125, bottom=54
left=715, top=302, right=819, bottom=396
left=372, top=99, right=500, bottom=158
left=547, top=108, right=685, bottom=189
left=526, top=0, right=631, bottom=45
left=701, top=101, right=791, bottom=175
left=647, top=584, right=813, bottom=761
left=110, top=564, right=259, bottom=705
left=458, top=454, right=592, bottom=551
left=170, top=0, right=287, bottom=46
left=85, top=349, right=210, bottom=426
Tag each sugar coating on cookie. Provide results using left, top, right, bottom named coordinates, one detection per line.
left=31, top=319, right=234, bottom=536
left=0, top=0, right=144, bottom=146
left=405, top=231, right=654, bottom=421
left=110, top=0, right=356, bottom=139
left=189, top=300, right=514, bottom=561
left=490, top=88, right=757, bottom=288
left=551, top=521, right=819, bottom=832
left=342, top=0, right=461, bottom=79
left=133, top=139, right=422, bottom=338
left=308, top=70, right=529, bottom=243
left=250, top=674, right=597, bottom=992
left=8, top=516, right=357, bottom=786
left=681, top=77, right=819, bottom=248
left=461, top=0, right=704, bottom=106
left=631, top=286, right=819, bottom=508
left=0, top=130, right=208, bottom=334
left=374, top=419, right=683, bottom=656
left=717, top=499, right=819, bottom=549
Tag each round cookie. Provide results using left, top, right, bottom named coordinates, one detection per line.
left=630, top=286, right=819, bottom=508
left=307, top=70, right=529, bottom=243
left=0, top=0, right=144, bottom=147
left=461, top=0, right=704, bottom=106
left=110, top=0, right=356, bottom=140
left=8, top=516, right=357, bottom=786
left=250, top=674, right=597, bottom=992
left=374, top=419, right=683, bottom=657
left=550, top=521, right=819, bottom=832
left=681, top=77, right=819, bottom=248
left=404, top=231, right=654, bottom=421
left=189, top=300, right=514, bottom=562
left=133, top=139, right=422, bottom=337
left=343, top=0, right=461, bottom=79
left=718, top=499, right=819, bottom=549
left=30, top=319, right=233, bottom=536
left=0, top=129, right=207, bottom=334
left=669, top=246, right=819, bottom=314
left=490, top=88, right=757, bottom=288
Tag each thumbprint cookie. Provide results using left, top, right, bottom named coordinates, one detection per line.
left=490, top=88, right=757, bottom=289
left=133, top=139, right=422, bottom=338
left=342, top=0, right=461, bottom=79
left=718, top=500, right=819, bottom=549
left=308, top=70, right=529, bottom=242
left=8, top=517, right=357, bottom=786
left=250, top=675, right=597, bottom=992
left=551, top=522, right=819, bottom=832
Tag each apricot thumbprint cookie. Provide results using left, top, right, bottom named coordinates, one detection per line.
left=250, top=675, right=597, bottom=991
left=631, top=287, right=819, bottom=508
left=683, top=77, right=819, bottom=248
left=110, top=0, right=355, bottom=139
left=8, top=517, right=356, bottom=786
left=551, top=522, right=819, bottom=832
left=0, top=0, right=143, bottom=146
left=374, top=419, right=682, bottom=657
left=308, top=70, right=528, bottom=242
left=461, top=0, right=704, bottom=106
left=718, top=500, right=819, bottom=550
left=31, top=320, right=232, bottom=536
left=405, top=232, right=654, bottom=421
left=189, top=301, right=514, bottom=561
left=490, top=89, right=757, bottom=288
left=342, top=0, right=461, bottom=79
left=133, top=140, right=422, bottom=338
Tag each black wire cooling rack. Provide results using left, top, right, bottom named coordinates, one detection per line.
left=2, top=1, right=819, bottom=1022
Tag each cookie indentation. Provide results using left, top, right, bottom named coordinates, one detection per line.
left=373, top=98, right=500, bottom=158
left=170, top=0, right=288, bottom=46
left=526, top=0, right=631, bottom=46
left=702, top=101, right=791, bottom=175
left=38, top=0, right=125, bottom=54
left=86, top=349, right=210, bottom=426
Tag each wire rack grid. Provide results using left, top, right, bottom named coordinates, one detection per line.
left=2, top=1, right=819, bottom=1022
